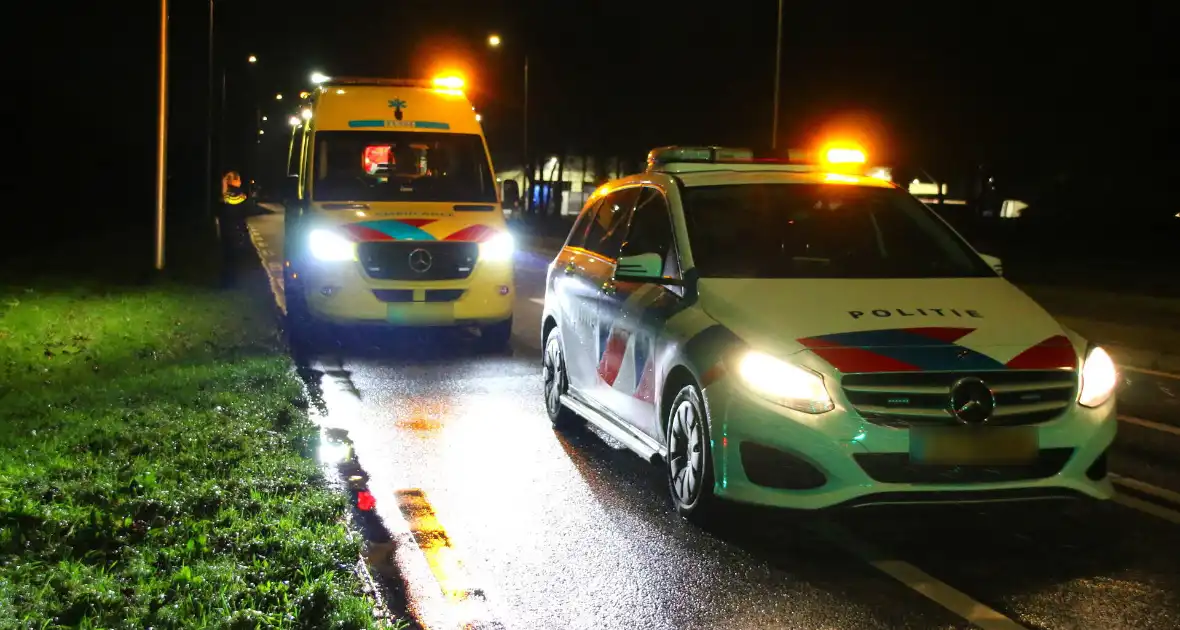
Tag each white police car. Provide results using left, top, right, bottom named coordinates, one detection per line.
left=539, top=145, right=1118, bottom=521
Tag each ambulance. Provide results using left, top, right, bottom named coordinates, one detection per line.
left=540, top=145, right=1118, bottom=522
left=283, top=76, right=514, bottom=346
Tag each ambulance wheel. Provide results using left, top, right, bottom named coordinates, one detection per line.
left=479, top=317, right=513, bottom=350
left=542, top=327, right=580, bottom=429
left=666, top=383, right=717, bottom=525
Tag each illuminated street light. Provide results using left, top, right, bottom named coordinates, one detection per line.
left=488, top=34, right=501, bottom=48
left=299, top=91, right=310, bottom=99
left=289, top=115, right=300, bottom=126
left=258, top=129, right=264, bottom=135
left=247, top=54, right=258, bottom=63
left=301, top=108, right=313, bottom=120
left=310, top=71, right=330, bottom=84
left=261, top=115, right=268, bottom=121
left=275, top=93, right=283, bottom=100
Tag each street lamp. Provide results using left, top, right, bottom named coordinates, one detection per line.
left=261, top=115, right=267, bottom=121
left=247, top=54, right=257, bottom=63
left=275, top=93, right=283, bottom=100
left=487, top=34, right=501, bottom=48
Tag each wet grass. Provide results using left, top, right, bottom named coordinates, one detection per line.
left=0, top=281, right=397, bottom=628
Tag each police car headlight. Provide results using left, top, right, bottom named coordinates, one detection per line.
left=1078, top=345, right=1117, bottom=408
left=309, top=229, right=355, bottom=261
left=480, top=231, right=515, bottom=262
left=737, top=351, right=834, bottom=414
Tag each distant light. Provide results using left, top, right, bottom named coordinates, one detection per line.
left=301, top=108, right=313, bottom=120
left=299, top=91, right=310, bottom=99
left=475, top=113, right=482, bottom=122
left=335, top=88, right=346, bottom=94
left=432, top=74, right=465, bottom=90
left=261, top=115, right=268, bottom=121
left=275, top=93, right=283, bottom=100
left=867, top=167, right=892, bottom=182
left=288, top=115, right=300, bottom=126
left=488, top=34, right=502, bottom=48
left=310, top=71, right=330, bottom=84
left=247, top=54, right=258, bottom=63
left=258, top=129, right=264, bottom=135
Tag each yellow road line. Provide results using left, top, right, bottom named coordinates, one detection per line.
left=394, top=489, right=483, bottom=603
left=1118, top=414, right=1180, bottom=437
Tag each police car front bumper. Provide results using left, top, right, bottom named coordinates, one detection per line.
left=705, top=381, right=1116, bottom=510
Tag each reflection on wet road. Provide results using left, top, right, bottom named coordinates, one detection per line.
left=249, top=212, right=1180, bottom=629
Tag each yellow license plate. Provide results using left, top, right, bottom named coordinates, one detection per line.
left=910, top=427, right=1038, bottom=465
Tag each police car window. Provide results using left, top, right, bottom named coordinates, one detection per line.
left=681, top=184, right=994, bottom=279
left=566, top=198, right=602, bottom=248
left=621, top=187, right=680, bottom=278
left=583, top=187, right=640, bottom=259
left=312, top=131, right=496, bottom=203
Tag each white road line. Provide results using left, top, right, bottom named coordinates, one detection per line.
left=1111, top=474, right=1180, bottom=505
left=814, top=523, right=1028, bottom=630
left=1118, top=414, right=1180, bottom=437
left=529, top=297, right=545, bottom=306
left=1113, top=494, right=1180, bottom=526
left=1120, top=365, right=1180, bottom=380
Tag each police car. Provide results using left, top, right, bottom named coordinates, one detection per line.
left=539, top=145, right=1118, bottom=521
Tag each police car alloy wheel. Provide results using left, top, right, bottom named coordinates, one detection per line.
left=542, top=327, right=578, bottom=428
left=666, top=384, right=715, bottom=520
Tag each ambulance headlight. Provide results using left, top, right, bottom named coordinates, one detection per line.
left=738, top=351, right=834, bottom=414
left=1078, top=345, right=1117, bottom=408
left=479, top=231, right=515, bottom=262
left=309, top=229, right=355, bottom=261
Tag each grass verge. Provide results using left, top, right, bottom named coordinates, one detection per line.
left=0, top=280, right=392, bottom=628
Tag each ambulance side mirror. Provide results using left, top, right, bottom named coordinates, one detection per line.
left=281, top=175, right=300, bottom=205
left=979, top=253, right=1003, bottom=276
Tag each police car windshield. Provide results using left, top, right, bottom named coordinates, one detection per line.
left=682, top=183, right=994, bottom=279
left=312, top=131, right=496, bottom=203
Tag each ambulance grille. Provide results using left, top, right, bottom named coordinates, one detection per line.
left=357, top=242, right=479, bottom=281
left=840, top=370, right=1078, bottom=427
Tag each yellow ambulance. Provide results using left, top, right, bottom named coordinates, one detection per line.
left=283, top=75, right=514, bottom=346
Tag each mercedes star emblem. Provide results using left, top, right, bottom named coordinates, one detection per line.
left=408, top=248, right=433, bottom=273
left=948, top=377, right=996, bottom=424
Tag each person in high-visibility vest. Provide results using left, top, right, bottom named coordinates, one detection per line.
left=218, top=170, right=247, bottom=287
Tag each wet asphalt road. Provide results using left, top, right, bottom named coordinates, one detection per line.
left=248, top=212, right=1180, bottom=630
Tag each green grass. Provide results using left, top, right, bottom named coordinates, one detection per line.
left=0, top=281, right=393, bottom=628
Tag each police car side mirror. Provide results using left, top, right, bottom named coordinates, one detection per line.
left=979, top=253, right=1003, bottom=276
left=614, top=253, right=682, bottom=285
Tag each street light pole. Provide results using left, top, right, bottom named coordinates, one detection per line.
left=205, top=0, right=214, bottom=221
left=523, top=55, right=529, bottom=213
left=155, top=0, right=169, bottom=271
left=771, top=0, right=783, bottom=150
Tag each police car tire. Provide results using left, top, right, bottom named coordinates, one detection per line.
left=479, top=317, right=513, bottom=350
left=666, top=384, right=717, bottom=523
left=543, top=327, right=580, bottom=429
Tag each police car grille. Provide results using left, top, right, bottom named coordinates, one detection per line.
left=357, top=242, right=479, bottom=281
left=840, top=370, right=1078, bottom=427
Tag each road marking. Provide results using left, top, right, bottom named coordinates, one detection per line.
left=1113, top=494, right=1180, bottom=526
left=1118, top=414, right=1180, bottom=436
left=394, top=489, right=486, bottom=603
left=1111, top=473, right=1180, bottom=505
left=815, top=523, right=1028, bottom=630
left=1120, top=365, right=1180, bottom=380
left=529, top=297, right=545, bottom=306
left=247, top=223, right=287, bottom=315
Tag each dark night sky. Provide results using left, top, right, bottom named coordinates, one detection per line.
left=15, top=1, right=1180, bottom=243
